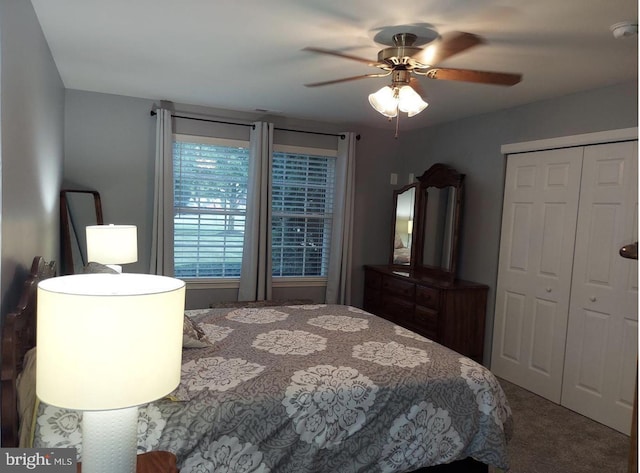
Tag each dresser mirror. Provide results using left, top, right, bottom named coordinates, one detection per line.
left=414, top=163, right=465, bottom=280
left=390, top=183, right=417, bottom=266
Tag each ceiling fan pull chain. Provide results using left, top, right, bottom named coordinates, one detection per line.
left=395, top=110, right=400, bottom=139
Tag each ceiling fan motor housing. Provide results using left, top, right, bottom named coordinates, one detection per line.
left=377, top=33, right=429, bottom=68
left=391, top=70, right=412, bottom=86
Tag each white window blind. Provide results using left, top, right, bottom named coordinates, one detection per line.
left=173, top=136, right=249, bottom=278
left=271, top=148, right=336, bottom=277
left=173, top=136, right=337, bottom=281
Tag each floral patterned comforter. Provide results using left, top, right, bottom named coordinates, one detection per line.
left=33, top=304, right=512, bottom=472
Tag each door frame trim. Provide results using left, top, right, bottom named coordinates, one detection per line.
left=501, top=127, right=638, bottom=155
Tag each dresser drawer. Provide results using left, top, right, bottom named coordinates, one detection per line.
left=382, top=276, right=415, bottom=299
left=412, top=305, right=439, bottom=339
left=416, top=285, right=440, bottom=309
left=380, top=295, right=414, bottom=322
left=362, top=292, right=380, bottom=314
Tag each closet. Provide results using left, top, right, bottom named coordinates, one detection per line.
left=491, top=130, right=637, bottom=434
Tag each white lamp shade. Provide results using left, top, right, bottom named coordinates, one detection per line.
left=398, top=85, right=428, bottom=117
left=36, top=273, right=185, bottom=411
left=368, top=86, right=398, bottom=118
left=86, top=224, right=138, bottom=265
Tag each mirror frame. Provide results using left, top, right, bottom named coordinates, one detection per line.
left=60, top=189, right=104, bottom=275
left=389, top=182, right=418, bottom=267
left=414, top=163, right=465, bottom=281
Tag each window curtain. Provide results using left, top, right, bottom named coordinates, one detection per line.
left=150, top=107, right=175, bottom=276
left=326, top=132, right=357, bottom=304
left=238, top=121, right=274, bottom=301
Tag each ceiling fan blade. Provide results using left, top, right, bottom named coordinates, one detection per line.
left=302, top=47, right=382, bottom=67
left=421, top=67, right=522, bottom=86
left=305, top=72, right=390, bottom=87
left=412, top=31, right=484, bottom=66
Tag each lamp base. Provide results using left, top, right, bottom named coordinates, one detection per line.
left=82, top=407, right=137, bottom=473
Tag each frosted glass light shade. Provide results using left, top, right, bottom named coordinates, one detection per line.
left=398, top=85, right=428, bottom=117
left=368, top=86, right=398, bottom=118
left=86, top=224, right=138, bottom=265
left=36, top=273, right=185, bottom=410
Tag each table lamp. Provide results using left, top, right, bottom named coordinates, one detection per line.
left=86, top=224, right=138, bottom=272
left=36, top=273, right=185, bottom=473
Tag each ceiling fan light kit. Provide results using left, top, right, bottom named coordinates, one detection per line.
left=397, top=85, right=428, bottom=117
left=368, top=86, right=399, bottom=118
left=368, top=84, right=428, bottom=118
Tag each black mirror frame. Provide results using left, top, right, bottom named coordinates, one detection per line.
left=60, top=189, right=104, bottom=275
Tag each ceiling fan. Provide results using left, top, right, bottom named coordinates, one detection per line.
left=303, top=31, right=522, bottom=121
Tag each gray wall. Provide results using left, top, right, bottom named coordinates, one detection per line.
left=64, top=90, right=157, bottom=274
left=64, top=91, right=379, bottom=308
left=0, top=0, right=64, bottom=317
left=397, top=81, right=638, bottom=363
left=63, top=81, right=637, bottom=326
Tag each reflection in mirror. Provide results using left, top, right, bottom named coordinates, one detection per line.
left=422, top=186, right=456, bottom=270
left=391, top=184, right=416, bottom=266
left=60, top=189, right=103, bottom=275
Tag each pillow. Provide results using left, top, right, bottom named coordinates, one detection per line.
left=82, top=262, right=119, bottom=274
left=394, top=233, right=405, bottom=249
left=183, top=314, right=212, bottom=348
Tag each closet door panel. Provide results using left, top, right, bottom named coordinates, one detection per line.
left=619, top=318, right=638, bottom=406
left=561, top=140, right=638, bottom=434
left=500, top=291, right=525, bottom=362
left=491, top=148, right=582, bottom=402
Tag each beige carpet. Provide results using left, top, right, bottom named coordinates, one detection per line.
left=491, top=378, right=632, bottom=473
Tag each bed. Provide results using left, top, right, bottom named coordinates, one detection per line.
left=2, top=257, right=512, bottom=473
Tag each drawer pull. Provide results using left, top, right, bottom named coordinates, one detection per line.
left=589, top=296, right=597, bottom=302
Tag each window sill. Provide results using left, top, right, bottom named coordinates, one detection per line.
left=273, top=277, right=327, bottom=288
left=182, top=277, right=327, bottom=290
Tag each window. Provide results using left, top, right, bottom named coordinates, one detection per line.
left=173, top=135, right=249, bottom=278
left=272, top=146, right=336, bottom=278
left=173, top=136, right=336, bottom=281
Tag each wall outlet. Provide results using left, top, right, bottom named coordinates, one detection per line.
left=390, top=173, right=398, bottom=185
left=408, top=173, right=415, bottom=183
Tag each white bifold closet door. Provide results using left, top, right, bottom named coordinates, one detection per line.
left=492, top=140, right=637, bottom=434
left=561, top=141, right=638, bottom=434
left=491, top=147, right=583, bottom=402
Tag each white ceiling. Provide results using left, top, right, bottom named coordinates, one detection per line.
left=31, top=0, right=638, bottom=130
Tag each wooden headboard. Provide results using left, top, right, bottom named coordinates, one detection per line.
left=1, top=256, right=56, bottom=447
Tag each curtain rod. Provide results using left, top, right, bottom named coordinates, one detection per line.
left=150, top=110, right=360, bottom=140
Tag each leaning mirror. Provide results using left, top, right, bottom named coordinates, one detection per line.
left=390, top=183, right=417, bottom=266
left=415, top=164, right=464, bottom=280
left=60, top=189, right=104, bottom=275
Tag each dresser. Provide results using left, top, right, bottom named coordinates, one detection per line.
left=363, top=265, right=488, bottom=363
